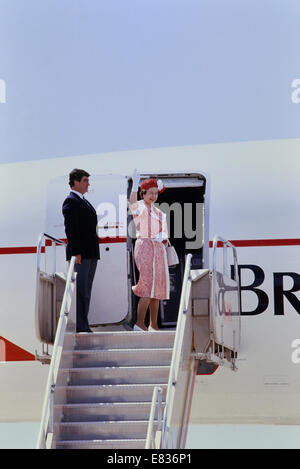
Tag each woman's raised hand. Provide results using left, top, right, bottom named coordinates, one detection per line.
left=132, top=168, right=140, bottom=192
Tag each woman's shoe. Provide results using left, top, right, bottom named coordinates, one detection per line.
left=148, top=325, right=160, bottom=332
left=133, top=324, right=145, bottom=331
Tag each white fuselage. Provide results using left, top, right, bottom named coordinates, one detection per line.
left=1, top=139, right=300, bottom=425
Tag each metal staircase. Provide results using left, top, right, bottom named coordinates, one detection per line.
left=52, top=330, right=175, bottom=449
left=35, top=232, right=241, bottom=450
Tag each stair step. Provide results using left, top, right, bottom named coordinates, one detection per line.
left=64, top=348, right=173, bottom=367
left=61, top=365, right=170, bottom=385
left=55, top=383, right=167, bottom=404
left=56, top=402, right=165, bottom=422
left=72, top=331, right=175, bottom=350
left=55, top=420, right=156, bottom=440
left=56, top=438, right=146, bottom=449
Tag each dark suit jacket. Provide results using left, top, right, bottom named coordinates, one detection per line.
left=62, top=192, right=100, bottom=261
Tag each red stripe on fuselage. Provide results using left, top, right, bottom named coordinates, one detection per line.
left=0, top=237, right=128, bottom=254
left=0, top=337, right=35, bottom=362
left=0, top=238, right=299, bottom=255
left=209, top=238, right=300, bottom=248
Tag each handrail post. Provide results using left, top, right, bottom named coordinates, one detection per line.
left=161, top=403, right=168, bottom=449
left=157, top=389, right=162, bottom=432
left=49, top=381, right=55, bottom=434
left=52, top=242, right=56, bottom=275
left=146, top=386, right=162, bottom=449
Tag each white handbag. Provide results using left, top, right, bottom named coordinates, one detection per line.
left=166, top=240, right=179, bottom=266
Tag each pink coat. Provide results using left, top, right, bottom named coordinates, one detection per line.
left=130, top=200, right=170, bottom=300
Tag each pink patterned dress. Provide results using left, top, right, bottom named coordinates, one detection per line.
left=130, top=200, right=170, bottom=300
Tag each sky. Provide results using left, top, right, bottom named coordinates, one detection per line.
left=0, top=0, right=300, bottom=164
left=1, top=0, right=300, bottom=450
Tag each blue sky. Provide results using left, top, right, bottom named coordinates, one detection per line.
left=0, top=0, right=300, bottom=164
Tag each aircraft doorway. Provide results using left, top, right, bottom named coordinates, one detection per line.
left=128, top=173, right=206, bottom=328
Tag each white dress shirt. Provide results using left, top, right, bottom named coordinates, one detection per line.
left=71, top=189, right=84, bottom=199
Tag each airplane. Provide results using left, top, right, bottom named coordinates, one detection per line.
left=1, top=138, right=300, bottom=447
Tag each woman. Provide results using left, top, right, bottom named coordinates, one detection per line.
left=130, top=170, right=169, bottom=331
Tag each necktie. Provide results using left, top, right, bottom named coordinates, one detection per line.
left=83, top=197, right=93, bottom=211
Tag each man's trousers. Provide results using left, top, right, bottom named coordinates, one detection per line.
left=74, top=258, right=98, bottom=332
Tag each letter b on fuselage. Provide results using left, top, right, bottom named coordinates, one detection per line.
left=231, top=265, right=300, bottom=316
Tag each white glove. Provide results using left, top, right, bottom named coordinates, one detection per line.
left=157, top=179, right=164, bottom=192
left=132, top=168, right=140, bottom=192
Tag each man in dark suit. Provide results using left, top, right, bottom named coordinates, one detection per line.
left=62, top=168, right=100, bottom=332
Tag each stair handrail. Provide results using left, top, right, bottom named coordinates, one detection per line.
left=145, top=386, right=163, bottom=449
left=211, top=234, right=241, bottom=359
left=211, top=234, right=239, bottom=281
left=161, top=253, right=193, bottom=449
left=35, top=233, right=67, bottom=339
left=36, top=254, right=76, bottom=449
left=154, top=237, right=240, bottom=449
left=36, top=232, right=67, bottom=275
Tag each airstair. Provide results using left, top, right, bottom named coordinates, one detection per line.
left=35, top=233, right=241, bottom=449
left=52, top=330, right=175, bottom=449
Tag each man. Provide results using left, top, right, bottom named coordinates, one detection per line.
left=62, top=169, right=100, bottom=332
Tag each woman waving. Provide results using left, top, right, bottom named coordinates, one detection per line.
left=130, top=170, right=170, bottom=331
